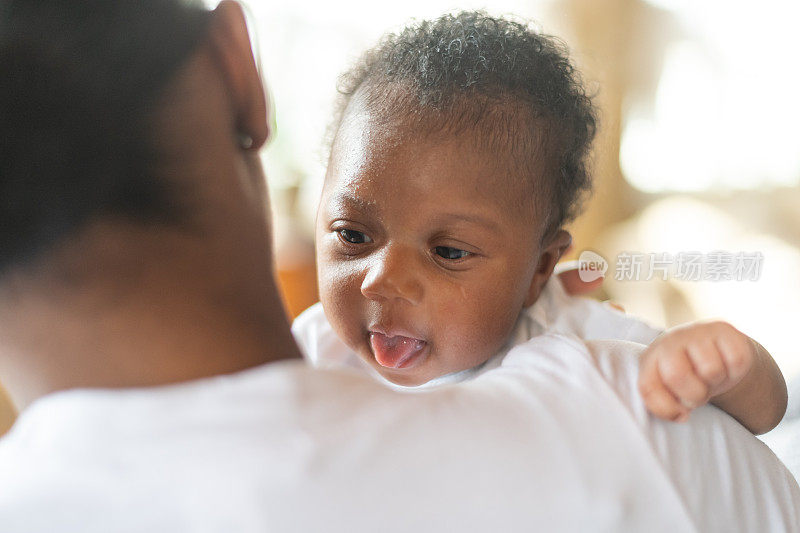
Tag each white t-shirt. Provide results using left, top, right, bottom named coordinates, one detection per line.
left=295, top=277, right=800, bottom=478
left=291, top=278, right=800, bottom=529
left=1, top=336, right=797, bottom=532
left=292, top=277, right=664, bottom=386
left=761, top=377, right=800, bottom=482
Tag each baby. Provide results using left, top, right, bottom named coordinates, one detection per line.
left=293, top=11, right=787, bottom=434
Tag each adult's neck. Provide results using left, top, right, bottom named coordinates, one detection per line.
left=0, top=221, right=302, bottom=411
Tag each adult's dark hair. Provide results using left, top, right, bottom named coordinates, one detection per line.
left=0, top=0, right=210, bottom=274
left=332, top=11, right=597, bottom=236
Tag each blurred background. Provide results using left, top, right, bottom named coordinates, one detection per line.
left=2, top=0, right=799, bottom=435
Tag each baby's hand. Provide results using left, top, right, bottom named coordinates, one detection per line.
left=638, top=321, right=756, bottom=423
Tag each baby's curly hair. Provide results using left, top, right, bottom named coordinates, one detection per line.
left=331, top=11, right=597, bottom=236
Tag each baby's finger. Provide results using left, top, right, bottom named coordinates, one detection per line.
left=714, top=327, right=754, bottom=383
left=639, top=367, right=689, bottom=422
left=657, top=350, right=710, bottom=409
left=685, top=341, right=727, bottom=389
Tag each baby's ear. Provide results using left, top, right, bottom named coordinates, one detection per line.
left=523, top=230, right=572, bottom=307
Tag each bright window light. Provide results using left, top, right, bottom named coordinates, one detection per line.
left=622, top=1, right=800, bottom=192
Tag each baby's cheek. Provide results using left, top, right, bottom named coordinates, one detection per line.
left=436, top=291, right=518, bottom=369
left=318, top=263, right=366, bottom=347
left=319, top=257, right=362, bottom=302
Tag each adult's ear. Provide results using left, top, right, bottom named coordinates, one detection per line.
left=523, top=229, right=572, bottom=307
left=208, top=1, right=269, bottom=149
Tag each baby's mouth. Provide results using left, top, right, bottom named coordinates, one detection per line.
left=369, top=332, right=427, bottom=369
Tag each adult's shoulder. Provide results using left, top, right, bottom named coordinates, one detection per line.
left=276, top=340, right=699, bottom=532
left=580, top=338, right=800, bottom=531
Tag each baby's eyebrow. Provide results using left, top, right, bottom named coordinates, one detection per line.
left=436, top=212, right=502, bottom=232
left=329, top=194, right=379, bottom=217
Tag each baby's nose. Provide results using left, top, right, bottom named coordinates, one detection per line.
left=360, top=246, right=423, bottom=305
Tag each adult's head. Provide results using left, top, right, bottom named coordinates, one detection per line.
left=0, top=0, right=298, bottom=408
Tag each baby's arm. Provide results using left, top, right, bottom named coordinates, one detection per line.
left=637, top=321, right=787, bottom=435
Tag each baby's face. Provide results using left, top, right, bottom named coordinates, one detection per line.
left=316, top=111, right=549, bottom=386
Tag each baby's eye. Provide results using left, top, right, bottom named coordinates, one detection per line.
left=337, top=229, right=372, bottom=244
left=434, top=246, right=471, bottom=260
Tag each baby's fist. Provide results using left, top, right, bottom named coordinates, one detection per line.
left=638, top=321, right=755, bottom=423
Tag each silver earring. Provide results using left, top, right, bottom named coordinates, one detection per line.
left=237, top=133, right=254, bottom=150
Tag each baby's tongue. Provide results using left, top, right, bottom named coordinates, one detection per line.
left=370, top=332, right=426, bottom=369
